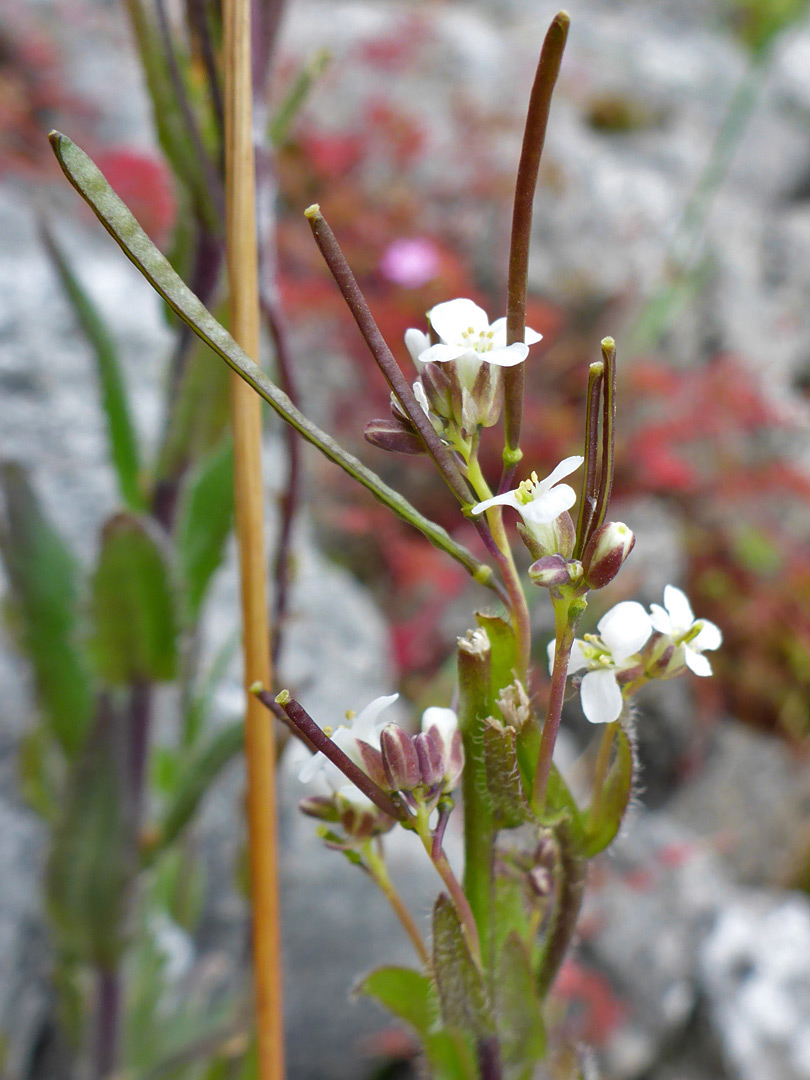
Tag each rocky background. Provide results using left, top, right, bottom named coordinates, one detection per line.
left=2, top=0, right=810, bottom=1078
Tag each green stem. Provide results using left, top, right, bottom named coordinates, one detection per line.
left=48, top=132, right=503, bottom=601
left=414, top=805, right=482, bottom=965
left=466, top=455, right=531, bottom=679
left=364, top=841, right=430, bottom=967
left=531, top=593, right=585, bottom=813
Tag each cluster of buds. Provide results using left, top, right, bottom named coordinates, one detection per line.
left=549, top=586, right=723, bottom=724
left=296, top=693, right=464, bottom=842
left=365, top=298, right=543, bottom=455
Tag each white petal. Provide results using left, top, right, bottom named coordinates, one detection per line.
left=520, top=483, right=577, bottom=526
left=487, top=318, right=543, bottom=348
left=567, top=638, right=590, bottom=674
left=418, top=342, right=468, bottom=364
left=422, top=707, right=458, bottom=740
left=692, top=619, right=722, bottom=652
left=663, top=585, right=694, bottom=633
left=471, top=490, right=520, bottom=516
left=685, top=648, right=713, bottom=676
left=482, top=342, right=529, bottom=368
left=413, top=380, right=431, bottom=416
left=299, top=751, right=326, bottom=784
left=535, top=455, right=585, bottom=494
left=598, top=601, right=652, bottom=662
left=546, top=638, right=556, bottom=675
left=524, top=326, right=543, bottom=345
left=404, top=328, right=430, bottom=364
left=580, top=669, right=624, bottom=724
left=352, top=693, right=399, bottom=741
left=428, top=298, right=489, bottom=343
left=336, top=783, right=375, bottom=810
left=649, top=603, right=672, bottom=635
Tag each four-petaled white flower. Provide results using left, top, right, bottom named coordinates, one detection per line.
left=299, top=693, right=399, bottom=808
left=471, top=456, right=585, bottom=530
left=649, top=585, right=722, bottom=676
left=549, top=601, right=653, bottom=724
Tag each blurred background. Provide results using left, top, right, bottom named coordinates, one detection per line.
left=2, top=0, right=810, bottom=1077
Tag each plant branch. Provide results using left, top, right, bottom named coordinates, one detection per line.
left=48, top=132, right=502, bottom=599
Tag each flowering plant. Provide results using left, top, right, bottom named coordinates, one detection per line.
left=48, top=10, right=722, bottom=1078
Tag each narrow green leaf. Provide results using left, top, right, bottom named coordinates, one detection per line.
left=148, top=719, right=244, bottom=860
left=432, top=894, right=493, bottom=1039
left=581, top=725, right=634, bottom=857
left=482, top=720, right=533, bottom=829
left=89, top=513, right=178, bottom=684
left=268, top=49, right=331, bottom=146
left=47, top=703, right=134, bottom=967
left=48, top=132, right=499, bottom=597
left=42, top=224, right=145, bottom=511
left=176, top=437, right=234, bottom=621
left=0, top=464, right=94, bottom=755
left=355, top=966, right=437, bottom=1037
left=495, top=933, right=545, bottom=1070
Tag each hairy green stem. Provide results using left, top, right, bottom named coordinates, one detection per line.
left=48, top=132, right=503, bottom=599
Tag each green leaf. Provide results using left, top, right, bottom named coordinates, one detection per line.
left=0, top=465, right=94, bottom=755
left=356, top=966, right=438, bottom=1037
left=148, top=719, right=244, bottom=860
left=423, top=1029, right=479, bottom=1080
left=176, top=437, right=234, bottom=621
left=482, top=720, right=533, bottom=829
left=46, top=703, right=134, bottom=967
left=268, top=49, right=330, bottom=146
left=42, top=224, right=145, bottom=511
left=49, top=132, right=498, bottom=597
left=581, top=725, right=634, bottom=857
left=432, top=895, right=493, bottom=1039
left=495, top=933, right=545, bottom=1071
left=89, top=513, right=178, bottom=684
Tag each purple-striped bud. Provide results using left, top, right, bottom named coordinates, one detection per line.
left=528, top=866, right=553, bottom=898
left=420, top=707, right=464, bottom=792
left=582, top=521, right=635, bottom=589
left=529, top=554, right=582, bottom=589
left=364, top=417, right=425, bottom=456
left=355, top=740, right=389, bottom=792
left=517, top=510, right=576, bottom=562
left=420, top=363, right=455, bottom=421
left=380, top=724, right=422, bottom=792
left=415, top=728, right=445, bottom=788
left=337, top=799, right=393, bottom=840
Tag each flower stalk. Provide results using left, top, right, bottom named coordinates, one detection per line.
left=363, top=841, right=430, bottom=967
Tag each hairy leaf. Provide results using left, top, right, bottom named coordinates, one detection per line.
left=482, top=720, right=533, bottom=829
left=495, top=933, right=545, bottom=1072
left=356, top=966, right=437, bottom=1037
left=432, top=895, right=493, bottom=1038
left=581, top=724, right=633, bottom=857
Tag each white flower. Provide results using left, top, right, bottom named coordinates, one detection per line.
left=412, top=298, right=542, bottom=385
left=649, top=585, right=722, bottom=676
left=421, top=706, right=458, bottom=743
left=471, top=456, right=584, bottom=528
left=299, top=693, right=399, bottom=807
left=548, top=601, right=653, bottom=724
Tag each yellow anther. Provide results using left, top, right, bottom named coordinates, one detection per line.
left=323, top=725, right=334, bottom=736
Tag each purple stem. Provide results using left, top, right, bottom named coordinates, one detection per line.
left=251, top=0, right=287, bottom=97
left=573, top=363, right=603, bottom=559
left=94, top=967, right=121, bottom=1080
left=477, top=1037, right=503, bottom=1080
left=153, top=0, right=225, bottom=224
left=589, top=338, right=616, bottom=543
left=127, top=679, right=152, bottom=828
left=255, top=690, right=407, bottom=821
left=185, top=0, right=225, bottom=152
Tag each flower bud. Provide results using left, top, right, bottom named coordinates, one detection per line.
left=419, top=363, right=455, bottom=421
left=582, top=521, right=635, bottom=589
left=414, top=729, right=444, bottom=788
left=517, top=510, right=576, bottom=562
left=496, top=680, right=532, bottom=731
left=529, top=554, right=582, bottom=589
left=380, top=724, right=421, bottom=792
left=299, top=795, right=340, bottom=822
left=337, top=798, right=393, bottom=840
left=528, top=866, right=553, bottom=898
left=364, top=417, right=425, bottom=456
left=355, top=740, right=389, bottom=792
left=420, top=707, right=464, bottom=792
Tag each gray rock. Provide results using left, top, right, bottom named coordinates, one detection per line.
left=700, top=891, right=810, bottom=1080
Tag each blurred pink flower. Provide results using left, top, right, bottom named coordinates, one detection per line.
left=379, top=237, right=441, bottom=287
